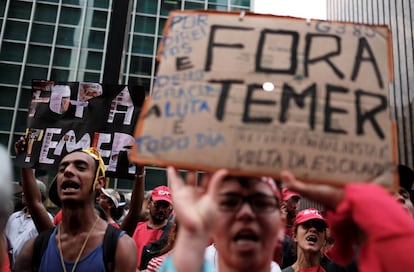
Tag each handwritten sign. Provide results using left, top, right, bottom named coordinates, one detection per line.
left=15, top=80, right=146, bottom=178
left=131, top=11, right=397, bottom=187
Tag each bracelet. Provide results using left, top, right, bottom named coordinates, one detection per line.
left=135, top=171, right=146, bottom=179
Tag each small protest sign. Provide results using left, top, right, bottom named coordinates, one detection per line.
left=15, top=80, right=146, bottom=178
left=130, top=10, right=397, bottom=187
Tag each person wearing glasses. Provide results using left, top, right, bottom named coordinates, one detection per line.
left=160, top=167, right=284, bottom=272
left=161, top=167, right=414, bottom=272
left=281, top=208, right=327, bottom=272
left=122, top=184, right=175, bottom=270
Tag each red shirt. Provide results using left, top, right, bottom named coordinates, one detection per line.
left=132, top=222, right=163, bottom=269
left=327, top=183, right=414, bottom=271
left=2, top=251, right=10, bottom=272
left=109, top=222, right=120, bottom=228
left=146, top=252, right=170, bottom=272
left=53, top=210, right=62, bottom=225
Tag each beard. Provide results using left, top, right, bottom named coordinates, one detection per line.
left=151, top=211, right=168, bottom=224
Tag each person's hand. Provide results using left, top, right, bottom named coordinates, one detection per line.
left=167, top=167, right=228, bottom=236
left=280, top=170, right=345, bottom=211
left=14, top=136, right=27, bottom=155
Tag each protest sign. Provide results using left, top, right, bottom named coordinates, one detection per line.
left=130, top=10, right=397, bottom=187
left=15, top=80, right=146, bottom=178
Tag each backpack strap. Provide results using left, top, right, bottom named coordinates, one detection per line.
left=103, top=224, right=124, bottom=272
left=32, top=227, right=55, bottom=272
left=160, top=219, right=173, bottom=240
left=138, top=218, right=174, bottom=270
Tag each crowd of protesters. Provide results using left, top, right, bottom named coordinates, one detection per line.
left=0, top=136, right=413, bottom=272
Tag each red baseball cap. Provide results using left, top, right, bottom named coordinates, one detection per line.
left=294, top=208, right=327, bottom=227
left=282, top=188, right=301, bottom=201
left=151, top=186, right=173, bottom=204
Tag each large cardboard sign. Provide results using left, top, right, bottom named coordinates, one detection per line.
left=15, top=80, right=146, bottom=178
left=131, top=11, right=397, bottom=187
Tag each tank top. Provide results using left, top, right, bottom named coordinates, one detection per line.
left=38, top=228, right=106, bottom=272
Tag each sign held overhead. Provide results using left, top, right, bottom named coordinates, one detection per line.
left=16, top=80, right=146, bottom=179
left=131, top=10, right=397, bottom=188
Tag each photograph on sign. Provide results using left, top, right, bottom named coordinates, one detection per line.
left=15, top=80, right=147, bottom=179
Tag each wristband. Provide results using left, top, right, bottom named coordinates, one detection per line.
left=135, top=171, right=146, bottom=179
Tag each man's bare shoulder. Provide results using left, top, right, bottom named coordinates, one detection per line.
left=117, top=232, right=137, bottom=250
left=14, top=237, right=36, bottom=272
left=114, top=233, right=138, bottom=272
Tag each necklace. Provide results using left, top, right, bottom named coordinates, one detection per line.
left=58, top=216, right=100, bottom=272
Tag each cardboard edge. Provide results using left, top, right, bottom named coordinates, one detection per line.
left=391, top=120, right=399, bottom=191
left=161, top=9, right=392, bottom=27
left=130, top=96, right=152, bottom=165
left=157, top=10, right=391, bottom=77
left=128, top=154, right=381, bottom=189
left=387, top=28, right=394, bottom=82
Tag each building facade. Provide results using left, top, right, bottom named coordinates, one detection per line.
left=327, top=0, right=414, bottom=169
left=0, top=0, right=251, bottom=190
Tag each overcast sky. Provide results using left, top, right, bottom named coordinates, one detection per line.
left=253, top=0, right=327, bottom=20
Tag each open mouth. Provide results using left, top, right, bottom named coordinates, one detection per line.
left=234, top=231, right=259, bottom=242
left=61, top=181, right=80, bottom=191
left=306, top=235, right=318, bottom=243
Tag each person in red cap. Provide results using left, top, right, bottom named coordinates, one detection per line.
left=123, top=183, right=174, bottom=270
left=281, top=170, right=414, bottom=272
left=282, top=208, right=328, bottom=272
left=282, top=188, right=301, bottom=237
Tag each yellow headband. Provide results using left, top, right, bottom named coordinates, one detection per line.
left=81, top=147, right=106, bottom=191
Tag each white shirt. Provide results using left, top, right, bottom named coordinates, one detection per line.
left=5, top=208, right=53, bottom=265
left=204, top=244, right=282, bottom=272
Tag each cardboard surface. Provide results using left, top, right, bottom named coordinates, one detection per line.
left=131, top=11, right=397, bottom=187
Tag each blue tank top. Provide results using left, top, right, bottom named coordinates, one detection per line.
left=39, top=228, right=106, bottom=272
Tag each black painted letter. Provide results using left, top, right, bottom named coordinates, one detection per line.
left=351, top=37, right=384, bottom=89
left=279, top=83, right=317, bottom=129
left=256, top=29, right=299, bottom=74
left=210, top=80, right=244, bottom=121
left=355, top=90, right=387, bottom=139
left=205, top=25, right=254, bottom=72
left=324, top=84, right=348, bottom=134
left=305, top=34, right=344, bottom=79
left=243, top=84, right=277, bottom=123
